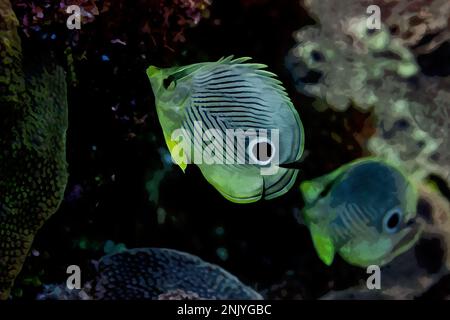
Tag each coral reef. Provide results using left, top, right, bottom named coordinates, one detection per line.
left=95, top=248, right=262, bottom=300
left=286, top=0, right=450, bottom=185
left=286, top=1, right=450, bottom=298
left=12, top=0, right=212, bottom=49
left=1, top=0, right=213, bottom=300
left=37, top=282, right=94, bottom=300
left=37, top=248, right=263, bottom=300
left=0, top=0, right=68, bottom=299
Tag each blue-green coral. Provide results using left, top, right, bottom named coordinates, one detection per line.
left=38, top=248, right=262, bottom=300
left=0, top=0, right=68, bottom=299
left=286, top=0, right=450, bottom=186
left=95, top=248, right=262, bottom=300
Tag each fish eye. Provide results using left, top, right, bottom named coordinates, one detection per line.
left=383, top=208, right=403, bottom=234
left=248, top=137, right=275, bottom=165
left=311, top=50, right=324, bottom=62
left=163, top=76, right=176, bottom=90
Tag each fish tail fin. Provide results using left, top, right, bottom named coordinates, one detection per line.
left=263, top=168, right=299, bottom=200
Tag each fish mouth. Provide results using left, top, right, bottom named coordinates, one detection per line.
left=147, top=65, right=160, bottom=77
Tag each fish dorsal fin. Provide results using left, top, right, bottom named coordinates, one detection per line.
left=309, top=223, right=335, bottom=266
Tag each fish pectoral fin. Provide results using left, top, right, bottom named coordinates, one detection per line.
left=309, top=223, right=335, bottom=266
left=165, top=137, right=188, bottom=172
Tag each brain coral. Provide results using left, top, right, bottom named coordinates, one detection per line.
left=0, top=0, right=68, bottom=299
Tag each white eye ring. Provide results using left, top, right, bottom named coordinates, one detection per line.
left=383, top=208, right=403, bottom=234
left=247, top=137, right=275, bottom=166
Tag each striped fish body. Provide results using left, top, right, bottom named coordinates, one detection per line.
left=147, top=57, right=304, bottom=203
left=300, top=158, right=422, bottom=267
